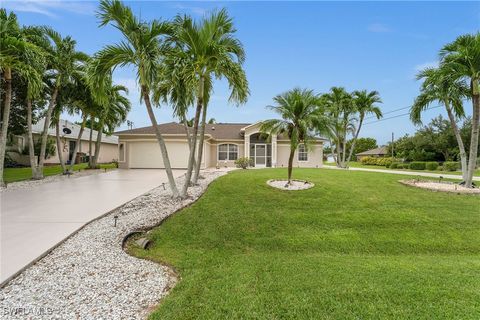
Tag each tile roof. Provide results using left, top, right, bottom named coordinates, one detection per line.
left=114, top=122, right=250, bottom=140
left=356, top=146, right=389, bottom=156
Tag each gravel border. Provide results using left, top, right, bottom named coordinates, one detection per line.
left=1, top=168, right=116, bottom=192
left=399, top=179, right=480, bottom=195
left=0, top=169, right=227, bottom=319
left=266, top=179, right=315, bottom=191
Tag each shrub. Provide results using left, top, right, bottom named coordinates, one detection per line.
left=390, top=163, right=399, bottom=169
left=234, top=157, right=253, bottom=169
left=360, top=156, right=377, bottom=165
left=443, top=161, right=459, bottom=172
left=425, top=162, right=439, bottom=171
left=409, top=161, right=426, bottom=170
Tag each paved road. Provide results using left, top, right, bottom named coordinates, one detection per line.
left=0, top=169, right=185, bottom=285
left=323, top=165, right=480, bottom=181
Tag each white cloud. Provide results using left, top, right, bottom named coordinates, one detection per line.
left=367, top=23, right=391, bottom=33
left=414, top=61, right=438, bottom=73
left=2, top=0, right=96, bottom=17
left=172, top=3, right=207, bottom=16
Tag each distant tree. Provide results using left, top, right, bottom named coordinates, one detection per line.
left=347, top=137, right=377, bottom=157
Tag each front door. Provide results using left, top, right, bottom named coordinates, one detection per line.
left=255, top=144, right=266, bottom=167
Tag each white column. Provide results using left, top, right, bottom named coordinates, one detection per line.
left=245, top=134, right=249, bottom=158
left=272, top=134, right=277, bottom=167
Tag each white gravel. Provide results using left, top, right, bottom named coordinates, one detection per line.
left=399, top=179, right=480, bottom=195
left=266, top=179, right=314, bottom=191
left=1, top=168, right=115, bottom=192
left=0, top=169, right=227, bottom=320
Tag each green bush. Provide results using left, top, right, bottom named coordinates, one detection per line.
left=390, top=163, right=399, bottom=169
left=425, top=162, right=439, bottom=171
left=443, top=161, right=459, bottom=172
left=409, top=161, right=426, bottom=170
left=234, top=157, right=254, bottom=169
left=360, top=156, right=395, bottom=167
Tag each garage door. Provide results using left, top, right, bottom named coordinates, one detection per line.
left=128, top=141, right=190, bottom=168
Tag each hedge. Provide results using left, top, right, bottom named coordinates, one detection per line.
left=409, top=162, right=426, bottom=170
left=425, top=162, right=439, bottom=171
left=443, top=161, right=459, bottom=172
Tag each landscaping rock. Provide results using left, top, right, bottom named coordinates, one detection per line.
left=399, top=179, right=480, bottom=195
left=0, top=169, right=227, bottom=319
left=267, top=179, right=314, bottom=191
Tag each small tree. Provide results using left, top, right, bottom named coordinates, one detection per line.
left=261, top=88, right=321, bottom=184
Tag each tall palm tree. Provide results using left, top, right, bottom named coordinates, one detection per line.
left=345, top=90, right=382, bottom=167
left=92, top=0, right=180, bottom=197
left=411, top=67, right=470, bottom=180
left=260, top=88, right=321, bottom=184
left=321, top=87, right=355, bottom=168
left=90, top=80, right=131, bottom=168
left=34, top=27, right=88, bottom=179
left=441, top=33, right=480, bottom=188
left=170, top=9, right=249, bottom=196
left=0, top=9, right=43, bottom=186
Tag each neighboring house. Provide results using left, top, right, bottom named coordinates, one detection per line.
left=356, top=146, right=389, bottom=161
left=115, top=122, right=325, bottom=169
left=8, top=119, right=118, bottom=166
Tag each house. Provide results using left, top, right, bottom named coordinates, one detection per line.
left=8, top=119, right=118, bottom=166
left=114, top=122, right=325, bottom=169
left=355, top=146, right=389, bottom=161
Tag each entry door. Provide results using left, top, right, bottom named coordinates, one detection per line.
left=255, top=144, right=266, bottom=167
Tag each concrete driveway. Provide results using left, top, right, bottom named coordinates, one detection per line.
left=0, top=169, right=185, bottom=285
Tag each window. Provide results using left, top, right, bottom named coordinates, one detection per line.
left=298, top=144, right=308, bottom=161
left=218, top=144, right=238, bottom=161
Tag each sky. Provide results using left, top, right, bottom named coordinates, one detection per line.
left=3, top=0, right=479, bottom=144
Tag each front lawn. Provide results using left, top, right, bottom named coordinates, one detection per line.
left=325, top=161, right=480, bottom=177
left=3, top=162, right=117, bottom=183
left=130, top=169, right=480, bottom=319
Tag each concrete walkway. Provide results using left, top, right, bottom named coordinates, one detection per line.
left=0, top=169, right=185, bottom=285
left=323, top=165, right=480, bottom=181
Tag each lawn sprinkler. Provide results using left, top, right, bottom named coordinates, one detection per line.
left=162, top=182, right=166, bottom=190
left=113, top=215, right=119, bottom=227
left=439, top=176, right=443, bottom=183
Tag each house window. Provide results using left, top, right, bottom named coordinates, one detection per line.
left=218, top=144, right=238, bottom=161
left=119, top=143, right=125, bottom=162
left=298, top=144, right=308, bottom=161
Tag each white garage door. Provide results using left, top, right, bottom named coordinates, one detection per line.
left=129, top=141, right=190, bottom=168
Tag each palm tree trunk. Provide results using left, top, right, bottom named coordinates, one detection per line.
left=182, top=116, right=196, bottom=169
left=26, top=99, right=39, bottom=178
left=142, top=86, right=179, bottom=197
left=465, top=86, right=480, bottom=188
left=329, top=139, right=337, bottom=164
left=336, top=137, right=342, bottom=168
left=88, top=115, right=94, bottom=168
left=36, top=86, right=59, bottom=179
left=345, top=118, right=364, bottom=168
left=192, top=102, right=207, bottom=184
left=445, top=103, right=468, bottom=181
left=92, top=119, right=103, bottom=168
left=181, top=76, right=204, bottom=197
left=55, top=118, right=67, bottom=174
left=68, top=114, right=87, bottom=172
left=287, top=146, right=295, bottom=184
left=0, top=68, right=12, bottom=187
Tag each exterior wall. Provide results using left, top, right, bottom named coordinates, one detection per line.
left=276, top=142, right=323, bottom=168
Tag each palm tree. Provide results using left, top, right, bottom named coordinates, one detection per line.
left=170, top=9, right=249, bottom=196
left=90, top=79, right=131, bottom=168
left=92, top=0, right=180, bottom=197
left=345, top=90, right=382, bottom=167
left=260, top=88, right=321, bottom=184
left=440, top=33, right=480, bottom=188
left=411, top=66, right=470, bottom=180
left=0, top=9, right=43, bottom=186
left=34, top=27, right=88, bottom=179
left=321, top=87, right=355, bottom=168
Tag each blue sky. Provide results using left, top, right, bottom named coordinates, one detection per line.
left=4, top=1, right=479, bottom=144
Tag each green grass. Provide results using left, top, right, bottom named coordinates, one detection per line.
left=129, top=169, right=480, bottom=319
left=3, top=162, right=117, bottom=183
left=325, top=161, right=480, bottom=177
